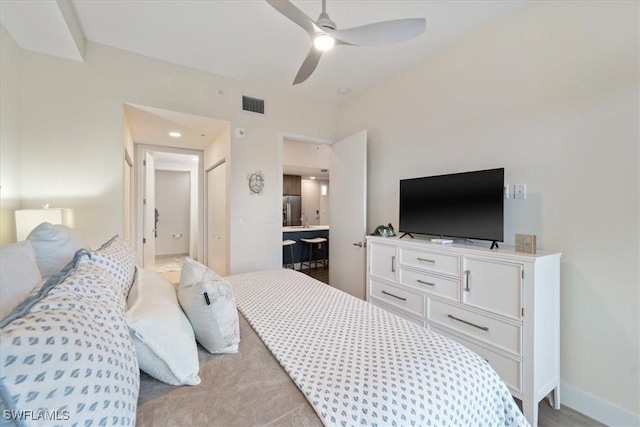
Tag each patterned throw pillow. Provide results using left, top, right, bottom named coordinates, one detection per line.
left=125, top=269, right=201, bottom=386
left=177, top=258, right=240, bottom=354
left=80, top=235, right=138, bottom=305
left=0, top=259, right=139, bottom=427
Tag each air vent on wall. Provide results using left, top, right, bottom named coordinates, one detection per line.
left=242, top=95, right=265, bottom=115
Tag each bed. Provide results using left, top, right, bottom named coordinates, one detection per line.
left=138, top=269, right=528, bottom=426
left=0, top=228, right=527, bottom=426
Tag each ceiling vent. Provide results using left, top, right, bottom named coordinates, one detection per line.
left=242, top=95, right=265, bottom=115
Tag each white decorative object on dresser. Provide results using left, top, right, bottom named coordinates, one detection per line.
left=366, top=235, right=561, bottom=427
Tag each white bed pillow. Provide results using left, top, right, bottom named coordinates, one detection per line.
left=0, top=240, right=43, bottom=319
left=27, top=222, right=90, bottom=277
left=126, top=268, right=201, bottom=386
left=179, top=256, right=223, bottom=285
left=177, top=258, right=239, bottom=354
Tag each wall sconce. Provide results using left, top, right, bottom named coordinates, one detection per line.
left=14, top=206, right=74, bottom=241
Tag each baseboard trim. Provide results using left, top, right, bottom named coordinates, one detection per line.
left=561, top=382, right=639, bottom=426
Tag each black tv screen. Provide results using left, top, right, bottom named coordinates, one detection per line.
left=399, top=168, right=504, bottom=242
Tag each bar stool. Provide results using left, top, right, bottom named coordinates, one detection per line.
left=282, top=239, right=296, bottom=270
left=300, top=237, right=328, bottom=271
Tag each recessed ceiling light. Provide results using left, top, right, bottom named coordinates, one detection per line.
left=338, top=88, right=351, bottom=95
left=310, top=176, right=316, bottom=180
left=169, top=131, right=182, bottom=138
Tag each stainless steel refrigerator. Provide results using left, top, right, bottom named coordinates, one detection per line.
left=282, top=196, right=302, bottom=226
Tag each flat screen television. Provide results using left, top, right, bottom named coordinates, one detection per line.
left=399, top=168, right=504, bottom=245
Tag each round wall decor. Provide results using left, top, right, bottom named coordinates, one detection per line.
left=247, top=170, right=265, bottom=195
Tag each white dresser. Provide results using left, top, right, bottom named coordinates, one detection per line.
left=366, top=235, right=561, bottom=426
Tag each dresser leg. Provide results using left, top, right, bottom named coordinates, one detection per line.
left=547, top=386, right=561, bottom=410
left=523, top=399, right=538, bottom=427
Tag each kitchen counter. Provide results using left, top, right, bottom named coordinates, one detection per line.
left=282, top=226, right=329, bottom=268
left=282, top=225, right=329, bottom=232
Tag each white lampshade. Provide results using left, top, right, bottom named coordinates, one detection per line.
left=14, top=208, right=74, bottom=241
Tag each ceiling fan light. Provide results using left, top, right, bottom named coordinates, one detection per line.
left=314, top=34, right=335, bottom=51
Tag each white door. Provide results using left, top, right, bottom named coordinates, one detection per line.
left=207, top=161, right=227, bottom=275
left=143, top=151, right=156, bottom=267
left=329, top=130, right=367, bottom=299
left=155, top=170, right=191, bottom=256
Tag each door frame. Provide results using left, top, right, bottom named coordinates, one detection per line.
left=205, top=158, right=229, bottom=275
left=134, top=144, right=204, bottom=266
left=278, top=132, right=332, bottom=267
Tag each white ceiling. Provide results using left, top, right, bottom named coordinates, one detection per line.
left=2, top=0, right=527, bottom=152
left=283, top=164, right=330, bottom=180
left=124, top=104, right=229, bottom=150
left=1, top=0, right=527, bottom=103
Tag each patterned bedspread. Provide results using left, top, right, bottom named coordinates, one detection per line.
left=227, top=269, right=528, bottom=427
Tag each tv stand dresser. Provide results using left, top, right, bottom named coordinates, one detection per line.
left=365, top=235, right=561, bottom=426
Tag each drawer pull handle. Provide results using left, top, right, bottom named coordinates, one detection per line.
left=417, top=257, right=436, bottom=263
left=416, top=279, right=435, bottom=286
left=464, top=270, right=471, bottom=292
left=391, top=256, right=396, bottom=273
left=382, top=290, right=407, bottom=301
left=447, top=314, right=489, bottom=331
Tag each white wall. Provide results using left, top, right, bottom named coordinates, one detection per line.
left=301, top=179, right=329, bottom=225
left=14, top=41, right=336, bottom=275
left=283, top=138, right=331, bottom=171
left=337, top=1, right=639, bottom=424
left=0, top=26, right=22, bottom=244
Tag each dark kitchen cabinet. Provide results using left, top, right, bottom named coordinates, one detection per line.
left=283, top=174, right=301, bottom=195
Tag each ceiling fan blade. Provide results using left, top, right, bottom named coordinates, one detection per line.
left=265, top=0, right=320, bottom=38
left=326, top=17, right=426, bottom=47
left=293, top=45, right=323, bottom=85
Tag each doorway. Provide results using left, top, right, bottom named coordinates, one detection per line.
left=125, top=103, right=230, bottom=276
left=279, top=131, right=367, bottom=298
left=282, top=137, right=331, bottom=283
left=155, top=170, right=191, bottom=259
left=135, top=145, right=203, bottom=270
left=206, top=159, right=228, bottom=275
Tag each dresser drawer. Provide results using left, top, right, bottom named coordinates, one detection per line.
left=371, top=299, right=425, bottom=327
left=428, top=299, right=521, bottom=357
left=399, top=268, right=459, bottom=301
left=432, top=326, right=522, bottom=394
left=370, top=280, right=424, bottom=317
left=400, top=247, right=460, bottom=276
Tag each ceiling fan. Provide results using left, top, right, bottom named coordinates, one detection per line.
left=266, top=0, right=427, bottom=85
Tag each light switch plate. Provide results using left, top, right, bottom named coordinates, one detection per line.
left=514, top=184, right=526, bottom=199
